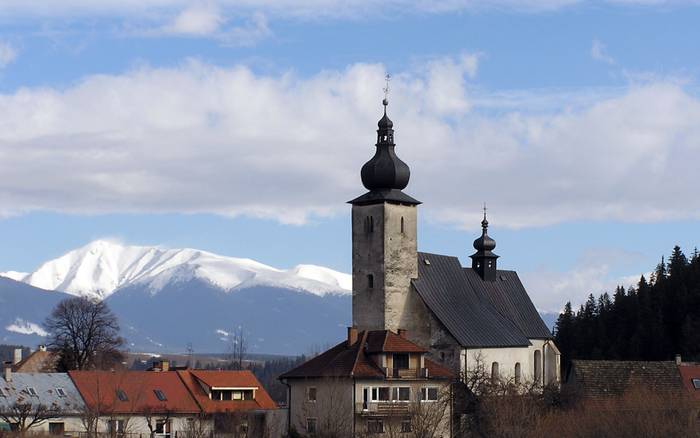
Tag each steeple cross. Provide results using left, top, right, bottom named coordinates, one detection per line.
left=483, top=202, right=488, bottom=220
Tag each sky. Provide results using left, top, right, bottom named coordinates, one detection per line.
left=1, top=0, right=700, bottom=313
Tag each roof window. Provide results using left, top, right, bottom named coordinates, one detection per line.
left=27, top=387, right=38, bottom=396
left=55, top=387, right=67, bottom=398
left=154, top=389, right=167, bottom=401
left=0, top=388, right=6, bottom=397
left=116, top=389, right=128, bottom=402
left=692, top=378, right=700, bottom=389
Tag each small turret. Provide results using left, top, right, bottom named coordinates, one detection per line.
left=470, top=207, right=499, bottom=281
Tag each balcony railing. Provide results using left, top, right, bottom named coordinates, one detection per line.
left=385, top=367, right=429, bottom=379
left=356, top=402, right=411, bottom=416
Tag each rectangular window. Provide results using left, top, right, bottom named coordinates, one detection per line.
left=420, top=387, right=438, bottom=402
left=367, top=419, right=384, bottom=434
left=391, top=387, right=410, bottom=402
left=48, top=422, right=64, bottom=435
left=221, top=390, right=232, bottom=401
left=155, top=419, right=169, bottom=434
left=233, top=391, right=242, bottom=400
left=307, top=387, right=317, bottom=402
left=154, top=389, right=167, bottom=401
left=55, top=387, right=67, bottom=398
left=116, top=389, right=128, bottom=402
left=306, top=418, right=317, bottom=433
left=107, top=420, right=124, bottom=434
left=692, top=378, right=700, bottom=389
left=401, top=419, right=411, bottom=433
left=393, top=353, right=409, bottom=370
left=26, top=387, right=38, bottom=397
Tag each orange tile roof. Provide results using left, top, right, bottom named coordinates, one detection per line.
left=69, top=370, right=200, bottom=414
left=177, top=370, right=277, bottom=412
left=678, top=365, right=700, bottom=400
left=280, top=330, right=454, bottom=380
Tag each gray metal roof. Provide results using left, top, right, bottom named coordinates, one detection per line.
left=0, top=373, right=85, bottom=414
left=412, top=252, right=551, bottom=349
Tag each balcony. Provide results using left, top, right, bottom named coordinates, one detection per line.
left=386, top=367, right=429, bottom=379
left=356, top=402, right=411, bottom=416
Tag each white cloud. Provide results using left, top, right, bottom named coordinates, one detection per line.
left=0, top=42, right=17, bottom=68
left=164, top=4, right=224, bottom=36
left=5, top=318, right=48, bottom=336
left=0, top=57, right=699, bottom=229
left=591, top=39, right=615, bottom=65
left=521, top=248, right=649, bottom=313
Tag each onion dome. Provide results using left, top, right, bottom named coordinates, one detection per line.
left=473, top=215, right=497, bottom=253
left=349, top=98, right=420, bottom=206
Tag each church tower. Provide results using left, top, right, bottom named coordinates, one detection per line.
left=470, top=210, right=499, bottom=281
left=349, top=95, right=420, bottom=332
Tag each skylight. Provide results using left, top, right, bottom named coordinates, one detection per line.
left=0, top=388, right=7, bottom=397
left=27, top=387, right=38, bottom=396
left=691, top=378, right=700, bottom=390
left=116, top=389, right=128, bottom=401
left=56, top=387, right=66, bottom=398
left=154, top=389, right=167, bottom=401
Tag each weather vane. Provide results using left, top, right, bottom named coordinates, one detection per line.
left=383, top=74, right=391, bottom=105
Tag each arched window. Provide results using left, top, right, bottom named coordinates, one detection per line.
left=514, top=363, right=521, bottom=384
left=534, top=350, right=542, bottom=384
left=400, top=217, right=405, bottom=234
left=491, top=362, right=499, bottom=383
left=367, top=274, right=374, bottom=289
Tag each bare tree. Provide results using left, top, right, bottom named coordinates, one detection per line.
left=297, top=378, right=353, bottom=438
left=181, top=413, right=212, bottom=438
left=0, top=401, right=63, bottom=436
left=144, top=406, right=174, bottom=438
left=44, top=296, right=125, bottom=370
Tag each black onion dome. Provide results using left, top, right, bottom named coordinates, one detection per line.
left=473, top=217, right=497, bottom=252
left=360, top=100, right=410, bottom=191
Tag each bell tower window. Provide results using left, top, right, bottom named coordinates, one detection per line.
left=400, top=217, right=404, bottom=234
left=367, top=274, right=374, bottom=289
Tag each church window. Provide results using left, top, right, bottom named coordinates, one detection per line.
left=367, top=274, right=374, bottom=289
left=514, top=363, right=522, bottom=384
left=400, top=216, right=405, bottom=234
left=369, top=216, right=374, bottom=233
left=491, top=362, right=499, bottom=382
left=534, top=350, right=542, bottom=384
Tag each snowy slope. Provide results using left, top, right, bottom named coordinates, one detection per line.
left=2, top=240, right=351, bottom=300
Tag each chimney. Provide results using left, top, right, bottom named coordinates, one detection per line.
left=38, top=345, right=47, bottom=352
left=13, top=348, right=22, bottom=365
left=347, top=327, right=358, bottom=347
left=398, top=329, right=407, bottom=339
left=3, top=361, right=12, bottom=382
left=676, top=354, right=682, bottom=365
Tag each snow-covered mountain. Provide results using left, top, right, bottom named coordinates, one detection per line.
left=0, top=240, right=352, bottom=355
left=2, top=240, right=351, bottom=300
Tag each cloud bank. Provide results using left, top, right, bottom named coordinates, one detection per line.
left=0, top=56, right=699, bottom=228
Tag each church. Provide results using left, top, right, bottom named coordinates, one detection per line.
left=281, top=96, right=559, bottom=436
left=349, top=96, right=560, bottom=386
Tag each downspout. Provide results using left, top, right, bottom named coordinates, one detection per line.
left=542, top=341, right=547, bottom=387
left=282, top=379, right=291, bottom=435
left=352, top=378, right=356, bottom=437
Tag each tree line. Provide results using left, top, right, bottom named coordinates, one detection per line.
left=554, top=245, right=700, bottom=373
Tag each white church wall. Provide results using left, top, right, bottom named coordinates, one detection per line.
left=461, top=339, right=560, bottom=385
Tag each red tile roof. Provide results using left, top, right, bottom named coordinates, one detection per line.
left=365, top=331, right=428, bottom=354
left=280, top=330, right=454, bottom=380
left=69, top=370, right=200, bottom=414
left=678, top=365, right=700, bottom=400
left=177, top=370, right=277, bottom=412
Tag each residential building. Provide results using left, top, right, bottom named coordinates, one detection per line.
left=0, top=365, right=85, bottom=435
left=280, top=328, right=453, bottom=437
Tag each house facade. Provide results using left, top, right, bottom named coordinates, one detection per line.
left=280, top=328, right=453, bottom=437
left=349, top=97, right=560, bottom=387
left=0, top=367, right=85, bottom=435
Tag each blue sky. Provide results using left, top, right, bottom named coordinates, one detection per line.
left=1, top=1, right=700, bottom=312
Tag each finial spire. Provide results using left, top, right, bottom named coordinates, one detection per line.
left=382, top=74, right=391, bottom=109
left=482, top=203, right=489, bottom=229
